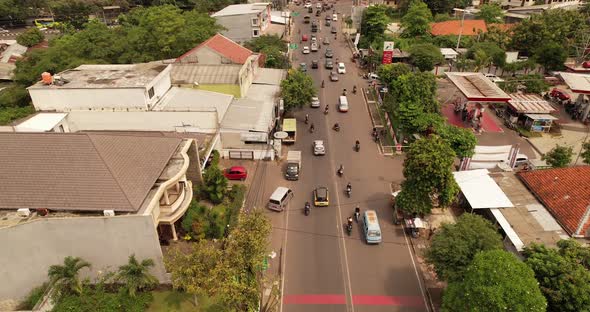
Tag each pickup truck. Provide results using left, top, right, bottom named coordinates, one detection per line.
left=285, top=151, right=302, bottom=180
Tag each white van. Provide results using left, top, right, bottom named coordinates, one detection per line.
left=268, top=187, right=293, bottom=211
left=363, top=210, right=382, bottom=244
left=338, top=96, right=349, bottom=112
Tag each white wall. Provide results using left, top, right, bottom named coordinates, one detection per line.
left=66, top=111, right=218, bottom=133
left=29, top=88, right=147, bottom=111
left=146, top=65, right=172, bottom=107
left=0, top=215, right=167, bottom=302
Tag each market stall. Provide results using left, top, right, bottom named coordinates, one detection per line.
left=506, top=93, right=557, bottom=131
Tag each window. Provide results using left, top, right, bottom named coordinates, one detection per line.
left=148, top=87, right=155, bottom=99
left=252, top=29, right=260, bottom=37
left=251, top=18, right=259, bottom=26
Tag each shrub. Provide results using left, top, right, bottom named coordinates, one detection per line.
left=51, top=286, right=152, bottom=312
left=0, top=85, right=31, bottom=109
left=16, top=28, right=45, bottom=47
left=181, top=202, right=208, bottom=240
left=18, top=282, right=49, bottom=310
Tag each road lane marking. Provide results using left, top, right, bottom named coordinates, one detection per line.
left=284, top=294, right=346, bottom=305
left=283, top=294, right=425, bottom=307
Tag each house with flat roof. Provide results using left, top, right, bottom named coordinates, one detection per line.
left=212, top=3, right=272, bottom=43
left=0, top=132, right=200, bottom=304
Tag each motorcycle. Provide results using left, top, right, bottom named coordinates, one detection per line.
left=310, top=124, right=315, bottom=133
left=373, top=133, right=379, bottom=142
left=354, top=207, right=360, bottom=223
left=333, top=123, right=340, bottom=131
left=324, top=107, right=329, bottom=115
left=342, top=89, right=347, bottom=96
left=353, top=86, right=357, bottom=94
left=354, top=141, right=360, bottom=152
left=304, top=202, right=311, bottom=216
left=346, top=184, right=351, bottom=198
left=337, top=167, right=343, bottom=177
left=346, top=220, right=353, bottom=236
left=305, top=115, right=309, bottom=124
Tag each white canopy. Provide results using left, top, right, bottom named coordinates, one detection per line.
left=453, top=169, right=514, bottom=209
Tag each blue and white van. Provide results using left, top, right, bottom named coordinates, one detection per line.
left=363, top=210, right=382, bottom=244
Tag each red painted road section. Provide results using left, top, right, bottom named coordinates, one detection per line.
left=284, top=294, right=424, bottom=307
left=442, top=104, right=503, bottom=133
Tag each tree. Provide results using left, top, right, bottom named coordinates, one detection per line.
left=523, top=240, right=590, bottom=312
left=202, top=166, right=228, bottom=204
left=50, top=0, right=97, bottom=29
left=581, top=142, right=590, bottom=165
left=116, top=254, right=158, bottom=298
left=401, top=0, right=433, bottom=38
left=376, top=63, right=410, bottom=87
left=48, top=256, right=91, bottom=299
left=424, top=0, right=469, bottom=15
left=395, top=135, right=459, bottom=214
left=476, top=3, right=504, bottom=24
left=534, top=41, right=567, bottom=71
left=280, top=69, right=316, bottom=111
left=436, top=124, right=477, bottom=158
left=390, top=72, right=441, bottom=134
left=467, top=42, right=506, bottom=69
left=542, top=144, right=573, bottom=168
left=16, top=28, right=44, bottom=47
left=360, top=5, right=390, bottom=47
left=520, top=74, right=550, bottom=94
left=408, top=43, right=444, bottom=71
left=426, top=214, right=503, bottom=281
left=443, top=250, right=547, bottom=312
left=244, top=34, right=286, bottom=53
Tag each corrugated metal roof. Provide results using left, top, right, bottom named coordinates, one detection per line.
left=445, top=72, right=511, bottom=101
left=509, top=93, right=556, bottom=113
left=221, top=98, right=274, bottom=132
left=171, top=64, right=241, bottom=85
left=0, top=133, right=181, bottom=212
left=212, top=3, right=269, bottom=17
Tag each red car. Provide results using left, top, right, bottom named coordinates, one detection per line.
left=223, top=166, right=247, bottom=181
left=302, top=34, right=308, bottom=41
left=583, top=61, right=590, bottom=68
left=550, top=88, right=570, bottom=101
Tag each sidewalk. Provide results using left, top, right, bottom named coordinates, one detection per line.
left=527, top=123, right=589, bottom=165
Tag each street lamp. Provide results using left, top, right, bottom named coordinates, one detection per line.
left=455, top=9, right=474, bottom=50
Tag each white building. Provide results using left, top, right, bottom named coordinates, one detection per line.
left=212, top=3, right=272, bottom=44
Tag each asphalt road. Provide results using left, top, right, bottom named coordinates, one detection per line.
left=267, top=2, right=429, bottom=311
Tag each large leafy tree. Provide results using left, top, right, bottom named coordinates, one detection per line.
left=443, top=250, right=547, bottom=312
left=390, top=72, right=441, bottom=134
left=408, top=43, right=444, bottom=71
left=476, top=3, right=504, bottom=24
left=360, top=5, right=390, bottom=47
left=396, top=135, right=459, bottom=215
left=115, top=254, right=158, bottom=298
left=542, top=144, right=573, bottom=168
left=401, top=0, right=433, bottom=38
left=377, top=63, right=411, bottom=88
left=245, top=35, right=289, bottom=69
left=426, top=214, right=503, bottom=281
left=467, top=42, right=506, bottom=69
left=16, top=28, right=45, bottom=47
left=48, top=256, right=91, bottom=299
left=424, top=0, right=469, bottom=15
left=280, top=69, right=316, bottom=111
left=534, top=41, right=567, bottom=71
left=202, top=166, right=228, bottom=204
left=50, top=0, right=98, bottom=29
left=436, top=124, right=476, bottom=158
left=523, top=240, right=590, bottom=312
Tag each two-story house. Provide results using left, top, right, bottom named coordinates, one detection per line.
left=212, top=3, right=272, bottom=44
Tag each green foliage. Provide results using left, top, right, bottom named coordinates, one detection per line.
left=408, top=43, right=444, bottom=71
left=431, top=35, right=474, bottom=49
left=523, top=240, right=590, bottom=312
left=443, top=250, right=547, bottom=312
left=0, top=106, right=35, bottom=126
left=244, top=34, right=287, bottom=53
left=377, top=63, right=411, bottom=87
left=534, top=41, right=567, bottom=71
left=401, top=0, right=433, bottom=38
left=51, top=285, right=153, bottom=312
left=424, top=0, right=469, bottom=14
left=49, top=0, right=97, bottom=29
left=476, top=3, right=504, bottom=23
left=202, top=166, right=227, bottom=204
left=467, top=42, right=506, bottom=68
left=16, top=28, right=45, bottom=47
left=389, top=72, right=440, bottom=134
left=482, top=25, right=512, bottom=50
left=18, top=282, right=49, bottom=310
left=0, top=85, right=31, bottom=109
left=396, top=135, right=459, bottom=214
left=542, top=144, right=573, bottom=168
left=48, top=256, right=91, bottom=299
left=280, top=69, right=315, bottom=111
left=437, top=124, right=477, bottom=158
left=426, top=214, right=503, bottom=281
left=116, top=255, right=158, bottom=298
left=360, top=5, right=391, bottom=47
left=506, top=74, right=549, bottom=94
left=433, top=13, right=454, bottom=22
left=581, top=142, right=590, bottom=165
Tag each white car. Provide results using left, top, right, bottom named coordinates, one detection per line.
left=302, top=46, right=310, bottom=54
left=304, top=2, right=312, bottom=8
left=337, top=62, right=346, bottom=74
left=311, top=42, right=318, bottom=52
left=311, top=96, right=320, bottom=108
left=313, top=140, right=326, bottom=155
left=484, top=73, right=504, bottom=83
left=316, top=2, right=322, bottom=8
left=332, top=14, right=338, bottom=21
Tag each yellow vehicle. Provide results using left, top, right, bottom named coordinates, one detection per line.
left=34, top=18, right=60, bottom=29
left=313, top=186, right=329, bottom=207
left=282, top=118, right=296, bottom=144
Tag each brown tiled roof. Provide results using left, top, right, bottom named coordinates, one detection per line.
left=518, top=166, right=590, bottom=236
left=176, top=33, right=254, bottom=64
left=430, top=20, right=487, bottom=36
left=0, top=133, right=181, bottom=212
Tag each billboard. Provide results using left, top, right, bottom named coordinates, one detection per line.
left=382, top=41, right=394, bottom=64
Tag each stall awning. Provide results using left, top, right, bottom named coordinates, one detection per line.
left=508, top=93, right=555, bottom=114
left=558, top=72, right=590, bottom=94
left=453, top=169, right=514, bottom=209
left=524, top=114, right=558, bottom=120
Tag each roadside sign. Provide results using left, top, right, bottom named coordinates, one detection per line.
left=289, top=43, right=298, bottom=49
left=291, top=12, right=300, bottom=17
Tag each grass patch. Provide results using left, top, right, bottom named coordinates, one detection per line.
left=517, top=127, right=542, bottom=138
left=0, top=105, right=35, bottom=125
left=147, top=291, right=194, bottom=312
left=17, top=282, right=48, bottom=310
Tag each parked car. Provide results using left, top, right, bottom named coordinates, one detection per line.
left=325, top=15, right=331, bottom=21
left=311, top=96, right=320, bottom=108
left=330, top=71, right=339, bottom=81
left=311, top=60, right=319, bottom=69
left=304, top=2, right=312, bottom=8
left=583, top=61, right=590, bottom=68
left=224, top=166, right=247, bottom=180
left=550, top=88, right=571, bottom=100
left=325, top=48, right=333, bottom=58
left=330, top=26, right=337, bottom=33
left=484, top=73, right=504, bottom=83
left=313, top=186, right=329, bottom=206
left=337, top=62, right=346, bottom=74
left=302, top=46, right=310, bottom=54
left=311, top=42, right=318, bottom=52
left=332, top=13, right=338, bottom=21
left=313, top=140, right=326, bottom=155
left=302, top=34, right=309, bottom=41
left=308, top=6, right=313, bottom=13
left=325, top=59, right=333, bottom=69
left=316, top=2, right=322, bottom=8
left=300, top=63, right=307, bottom=72
left=323, top=37, right=330, bottom=45
left=325, top=19, right=331, bottom=26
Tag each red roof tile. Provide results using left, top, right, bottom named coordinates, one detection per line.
left=518, top=166, right=590, bottom=237
left=176, top=33, right=254, bottom=64
left=430, top=20, right=487, bottom=36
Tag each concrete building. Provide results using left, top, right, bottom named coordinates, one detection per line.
left=212, top=3, right=272, bottom=44
left=0, top=132, right=200, bottom=305
left=175, top=33, right=257, bottom=65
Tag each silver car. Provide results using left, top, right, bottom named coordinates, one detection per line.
left=311, top=96, right=320, bottom=108
left=313, top=140, right=326, bottom=155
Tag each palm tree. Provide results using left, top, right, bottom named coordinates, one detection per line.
left=116, top=254, right=158, bottom=297
left=48, top=256, right=91, bottom=297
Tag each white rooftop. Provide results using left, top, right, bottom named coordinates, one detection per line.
left=440, top=48, right=458, bottom=56
left=558, top=72, right=590, bottom=94
left=453, top=169, right=514, bottom=209
left=212, top=3, right=270, bottom=17
left=154, top=87, right=233, bottom=111
left=221, top=97, right=274, bottom=132
left=15, top=113, right=68, bottom=132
